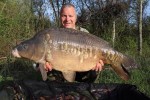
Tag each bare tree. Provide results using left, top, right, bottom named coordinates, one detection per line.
left=32, top=0, right=51, bottom=31
left=138, top=0, right=143, bottom=55
left=49, top=0, right=59, bottom=25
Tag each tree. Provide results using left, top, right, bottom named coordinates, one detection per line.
left=32, top=0, right=51, bottom=31
left=138, top=0, right=143, bottom=55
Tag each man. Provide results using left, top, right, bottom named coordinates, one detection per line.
left=42, top=3, right=104, bottom=82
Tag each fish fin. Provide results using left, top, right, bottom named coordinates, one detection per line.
left=111, top=64, right=130, bottom=81
left=39, top=64, right=47, bottom=81
left=118, top=55, right=137, bottom=80
left=62, top=71, right=76, bottom=82
left=111, top=55, right=137, bottom=80
left=121, top=56, right=138, bottom=70
left=109, top=51, right=137, bottom=80
left=121, top=64, right=131, bottom=76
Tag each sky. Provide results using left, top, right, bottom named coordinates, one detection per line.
left=145, top=1, right=150, bottom=16
left=44, top=0, right=150, bottom=21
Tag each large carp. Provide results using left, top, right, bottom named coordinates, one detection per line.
left=12, top=28, right=136, bottom=82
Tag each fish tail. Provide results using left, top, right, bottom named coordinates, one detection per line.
left=117, top=53, right=138, bottom=80
left=104, top=50, right=137, bottom=81
left=121, top=55, right=137, bottom=70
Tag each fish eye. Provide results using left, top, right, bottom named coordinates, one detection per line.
left=22, top=44, right=28, bottom=50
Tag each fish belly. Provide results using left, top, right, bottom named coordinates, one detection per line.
left=48, top=50, right=100, bottom=72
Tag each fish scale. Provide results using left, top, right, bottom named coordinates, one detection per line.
left=12, top=28, right=137, bottom=82
left=57, top=42, right=99, bottom=63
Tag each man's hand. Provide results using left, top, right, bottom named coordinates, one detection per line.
left=33, top=62, right=53, bottom=72
left=92, top=60, right=104, bottom=71
left=44, top=62, right=52, bottom=71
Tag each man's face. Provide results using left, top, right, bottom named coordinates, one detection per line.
left=60, top=6, right=77, bottom=29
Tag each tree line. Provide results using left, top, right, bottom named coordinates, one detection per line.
left=0, top=0, right=150, bottom=58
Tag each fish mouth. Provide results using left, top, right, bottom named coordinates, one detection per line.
left=12, top=48, right=21, bottom=58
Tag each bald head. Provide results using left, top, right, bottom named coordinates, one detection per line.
left=60, top=3, right=76, bottom=14
left=60, top=3, right=77, bottom=29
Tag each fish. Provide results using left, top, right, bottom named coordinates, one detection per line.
left=12, top=28, right=137, bottom=82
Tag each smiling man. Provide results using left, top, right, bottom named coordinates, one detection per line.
left=60, top=3, right=89, bottom=33
left=42, top=3, right=104, bottom=82
left=60, top=4, right=76, bottom=29
left=57, top=3, right=104, bottom=82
